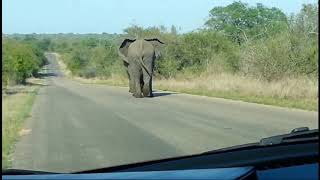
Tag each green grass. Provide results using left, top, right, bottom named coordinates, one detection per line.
left=2, top=85, right=39, bottom=169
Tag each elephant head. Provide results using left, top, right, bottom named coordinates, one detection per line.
left=118, top=38, right=164, bottom=98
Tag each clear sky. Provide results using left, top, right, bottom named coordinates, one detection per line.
left=2, top=0, right=317, bottom=34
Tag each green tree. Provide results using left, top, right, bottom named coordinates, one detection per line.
left=123, top=24, right=144, bottom=38
left=288, top=3, right=318, bottom=77
left=2, top=38, right=42, bottom=85
left=205, top=1, right=288, bottom=44
left=38, top=38, right=51, bottom=51
left=292, top=3, right=318, bottom=38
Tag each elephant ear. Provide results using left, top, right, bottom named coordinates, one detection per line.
left=145, top=38, right=165, bottom=59
left=119, top=39, right=136, bottom=63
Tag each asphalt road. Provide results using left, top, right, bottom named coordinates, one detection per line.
left=12, top=53, right=318, bottom=173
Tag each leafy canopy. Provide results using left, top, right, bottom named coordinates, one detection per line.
left=205, top=1, right=288, bottom=44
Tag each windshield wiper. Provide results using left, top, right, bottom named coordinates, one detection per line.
left=202, top=127, right=318, bottom=155
left=259, top=127, right=318, bottom=146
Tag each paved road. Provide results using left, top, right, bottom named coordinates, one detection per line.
left=13, top=53, right=318, bottom=173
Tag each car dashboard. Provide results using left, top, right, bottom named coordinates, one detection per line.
left=3, top=163, right=318, bottom=179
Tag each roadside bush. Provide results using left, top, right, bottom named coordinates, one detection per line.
left=54, top=38, right=123, bottom=78
left=161, top=30, right=240, bottom=75
left=240, top=33, right=291, bottom=81
left=2, top=38, right=44, bottom=85
left=79, top=66, right=97, bottom=78
left=240, top=30, right=318, bottom=81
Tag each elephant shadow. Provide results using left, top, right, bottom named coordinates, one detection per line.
left=152, top=91, right=177, bottom=98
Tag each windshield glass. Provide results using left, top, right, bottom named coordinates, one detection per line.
left=2, top=0, right=318, bottom=173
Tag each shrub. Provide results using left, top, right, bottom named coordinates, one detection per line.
left=2, top=38, right=43, bottom=85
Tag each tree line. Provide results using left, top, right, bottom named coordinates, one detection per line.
left=2, top=2, right=318, bottom=86
left=52, top=2, right=318, bottom=81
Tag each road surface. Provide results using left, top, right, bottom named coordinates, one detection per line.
left=13, top=53, right=318, bottom=173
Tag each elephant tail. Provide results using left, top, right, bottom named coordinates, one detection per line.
left=139, top=57, right=152, bottom=77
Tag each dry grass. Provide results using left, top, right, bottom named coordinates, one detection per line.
left=157, top=72, right=318, bottom=100
left=2, top=78, right=42, bottom=169
left=155, top=72, right=318, bottom=111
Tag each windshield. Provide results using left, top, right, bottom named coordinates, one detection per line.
left=2, top=0, right=318, bottom=173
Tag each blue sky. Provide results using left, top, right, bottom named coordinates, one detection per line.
left=3, top=0, right=317, bottom=34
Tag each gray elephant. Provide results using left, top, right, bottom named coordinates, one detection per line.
left=118, top=38, right=164, bottom=98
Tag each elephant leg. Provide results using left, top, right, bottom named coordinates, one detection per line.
left=142, top=67, right=153, bottom=97
left=129, top=77, right=135, bottom=93
left=126, top=67, right=134, bottom=93
left=129, top=65, right=143, bottom=98
left=133, top=77, right=143, bottom=98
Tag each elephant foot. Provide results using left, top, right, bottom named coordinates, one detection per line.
left=142, top=89, right=150, bottom=97
left=143, top=92, right=153, bottom=97
left=133, top=93, right=143, bottom=98
left=143, top=90, right=153, bottom=98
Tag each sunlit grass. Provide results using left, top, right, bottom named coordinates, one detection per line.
left=2, top=81, right=40, bottom=169
left=155, top=72, right=318, bottom=111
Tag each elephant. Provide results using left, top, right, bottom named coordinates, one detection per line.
left=118, top=38, right=164, bottom=98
